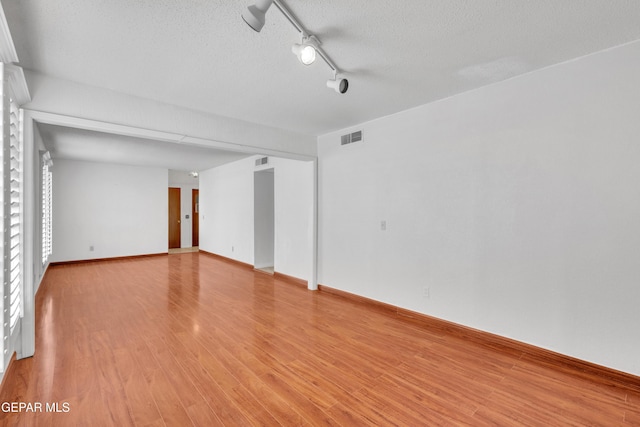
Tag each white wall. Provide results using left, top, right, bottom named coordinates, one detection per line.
left=52, top=159, right=168, bottom=262
left=200, top=156, right=314, bottom=281
left=273, top=158, right=314, bottom=281
left=318, top=40, right=640, bottom=376
left=199, top=158, right=254, bottom=264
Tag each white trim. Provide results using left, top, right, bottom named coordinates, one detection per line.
left=26, top=110, right=184, bottom=143
left=26, top=109, right=316, bottom=161
left=4, top=64, right=30, bottom=105
left=0, top=5, right=18, bottom=64
left=181, top=135, right=315, bottom=160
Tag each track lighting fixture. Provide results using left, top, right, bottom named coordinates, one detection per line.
left=242, top=0, right=350, bottom=94
left=241, top=0, right=273, bottom=32
left=327, top=76, right=349, bottom=94
left=291, top=35, right=319, bottom=65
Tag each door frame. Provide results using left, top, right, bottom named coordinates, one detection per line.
left=168, top=187, right=181, bottom=249
left=192, top=189, right=199, bottom=247
left=253, top=168, right=275, bottom=270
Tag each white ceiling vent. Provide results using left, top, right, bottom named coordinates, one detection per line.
left=255, top=157, right=269, bottom=166
left=341, top=130, right=363, bottom=146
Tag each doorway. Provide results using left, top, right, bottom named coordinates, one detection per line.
left=168, top=187, right=181, bottom=249
left=192, top=189, right=199, bottom=247
left=254, top=169, right=274, bottom=272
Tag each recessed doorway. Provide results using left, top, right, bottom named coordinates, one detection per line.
left=168, top=187, right=181, bottom=249
left=192, top=189, right=200, bottom=247
left=254, top=169, right=274, bottom=273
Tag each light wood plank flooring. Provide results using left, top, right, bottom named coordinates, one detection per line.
left=1, top=252, right=639, bottom=426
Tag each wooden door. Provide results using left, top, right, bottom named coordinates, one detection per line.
left=192, top=189, right=199, bottom=247
left=168, top=187, right=181, bottom=249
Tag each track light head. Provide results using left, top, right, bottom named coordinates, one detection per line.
left=242, top=0, right=274, bottom=32
left=292, top=44, right=316, bottom=65
left=292, top=35, right=319, bottom=65
left=327, top=77, right=349, bottom=94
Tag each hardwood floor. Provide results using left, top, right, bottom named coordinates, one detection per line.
left=1, top=252, right=639, bottom=426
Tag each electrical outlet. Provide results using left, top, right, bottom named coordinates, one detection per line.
left=89, top=246, right=94, bottom=252
left=381, top=220, right=387, bottom=231
left=232, top=246, right=234, bottom=252
left=423, top=287, right=430, bottom=299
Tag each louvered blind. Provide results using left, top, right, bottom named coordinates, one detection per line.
left=8, top=98, right=22, bottom=333
left=42, top=152, right=53, bottom=265
left=0, top=63, right=30, bottom=370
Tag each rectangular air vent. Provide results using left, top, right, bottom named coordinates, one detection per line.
left=341, top=130, right=363, bottom=145
left=255, top=157, right=268, bottom=166
left=350, top=130, right=362, bottom=143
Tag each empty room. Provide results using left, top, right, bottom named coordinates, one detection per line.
left=1, top=0, right=640, bottom=425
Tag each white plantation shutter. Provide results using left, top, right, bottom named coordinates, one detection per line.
left=1, top=61, right=29, bottom=365
left=42, top=152, right=52, bottom=265
left=8, top=98, right=22, bottom=333
left=1, top=48, right=32, bottom=369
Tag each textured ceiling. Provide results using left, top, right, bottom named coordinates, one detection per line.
left=4, top=1, right=640, bottom=142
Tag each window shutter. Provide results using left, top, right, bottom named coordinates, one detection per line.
left=42, top=152, right=53, bottom=265
left=8, top=98, right=22, bottom=333
left=1, top=62, right=31, bottom=369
